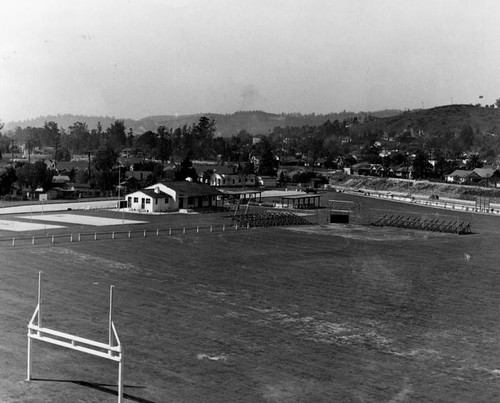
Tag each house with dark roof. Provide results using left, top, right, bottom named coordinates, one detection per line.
left=445, top=170, right=475, bottom=184
left=470, top=167, right=500, bottom=187
left=393, top=164, right=414, bottom=179
left=144, top=180, right=222, bottom=211
left=351, top=162, right=372, bottom=176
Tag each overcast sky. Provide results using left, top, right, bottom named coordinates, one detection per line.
left=1, top=0, right=499, bottom=122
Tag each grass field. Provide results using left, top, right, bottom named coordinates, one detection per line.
left=1, top=191, right=500, bottom=402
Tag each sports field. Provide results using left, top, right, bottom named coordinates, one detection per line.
left=1, top=191, right=500, bottom=402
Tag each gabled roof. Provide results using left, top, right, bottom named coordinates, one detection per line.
left=472, top=167, right=500, bottom=179
left=448, top=169, right=472, bottom=178
left=131, top=189, right=171, bottom=199
left=448, top=169, right=482, bottom=179
left=52, top=175, right=71, bottom=183
left=156, top=181, right=221, bottom=197
left=352, top=161, right=372, bottom=169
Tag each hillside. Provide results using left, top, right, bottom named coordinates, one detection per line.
left=354, top=104, right=500, bottom=136
left=4, top=110, right=401, bottom=137
left=329, top=174, right=500, bottom=202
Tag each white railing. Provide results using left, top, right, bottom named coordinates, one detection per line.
left=26, top=272, right=124, bottom=402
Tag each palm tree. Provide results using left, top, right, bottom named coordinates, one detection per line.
left=465, top=153, right=483, bottom=170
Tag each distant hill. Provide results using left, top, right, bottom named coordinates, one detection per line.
left=4, top=114, right=120, bottom=132
left=354, top=104, right=500, bottom=136
left=4, top=110, right=401, bottom=137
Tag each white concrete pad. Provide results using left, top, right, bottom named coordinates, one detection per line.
left=0, top=220, right=64, bottom=232
left=23, top=214, right=147, bottom=226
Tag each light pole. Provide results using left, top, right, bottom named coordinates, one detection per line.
left=118, top=165, right=120, bottom=203
left=117, top=165, right=124, bottom=224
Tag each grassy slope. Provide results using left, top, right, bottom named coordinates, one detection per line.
left=355, top=104, right=500, bottom=135
left=329, top=174, right=500, bottom=202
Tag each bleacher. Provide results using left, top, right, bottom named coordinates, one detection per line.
left=371, top=214, right=472, bottom=235
left=232, top=212, right=311, bottom=228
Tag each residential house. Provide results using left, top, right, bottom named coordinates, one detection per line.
left=446, top=170, right=480, bottom=184
left=393, top=164, right=414, bottom=179
left=471, top=167, right=500, bottom=187
left=351, top=162, right=373, bottom=176
left=125, top=170, right=152, bottom=183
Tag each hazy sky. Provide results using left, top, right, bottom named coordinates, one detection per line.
left=1, top=0, right=500, bottom=122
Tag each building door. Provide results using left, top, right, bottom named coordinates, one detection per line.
left=141, top=198, right=145, bottom=209
left=179, top=198, right=184, bottom=209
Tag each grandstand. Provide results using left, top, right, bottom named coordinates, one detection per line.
left=370, top=211, right=471, bottom=235
left=232, top=211, right=311, bottom=228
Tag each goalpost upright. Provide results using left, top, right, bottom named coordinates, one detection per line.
left=26, top=272, right=124, bottom=402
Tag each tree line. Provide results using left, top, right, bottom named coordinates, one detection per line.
left=2, top=109, right=500, bottom=196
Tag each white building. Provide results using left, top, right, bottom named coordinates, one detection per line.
left=126, top=188, right=173, bottom=212
left=126, top=181, right=222, bottom=212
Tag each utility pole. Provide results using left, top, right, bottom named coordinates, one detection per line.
left=84, top=151, right=93, bottom=184
left=10, top=139, right=14, bottom=163
left=28, top=140, right=31, bottom=164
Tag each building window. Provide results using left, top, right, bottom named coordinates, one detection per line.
left=155, top=199, right=158, bottom=205
left=146, top=199, right=151, bottom=204
left=134, top=197, right=138, bottom=203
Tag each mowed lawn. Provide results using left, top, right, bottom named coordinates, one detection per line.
left=1, top=193, right=500, bottom=402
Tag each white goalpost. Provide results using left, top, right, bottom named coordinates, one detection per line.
left=26, top=272, right=124, bottom=402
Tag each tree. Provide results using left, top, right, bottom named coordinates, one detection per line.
left=411, top=149, right=431, bottom=179
left=0, top=166, right=16, bottom=195
left=156, top=126, right=172, bottom=162
left=106, top=120, right=126, bottom=151
left=175, top=155, right=198, bottom=181
left=192, top=116, right=216, bottom=159
left=16, top=161, right=54, bottom=193
left=68, top=122, right=90, bottom=154
left=93, top=146, right=119, bottom=191
left=136, top=130, right=157, bottom=156
left=465, top=153, right=483, bottom=170
left=42, top=121, right=60, bottom=146
left=496, top=98, right=500, bottom=109
left=257, top=137, right=278, bottom=176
